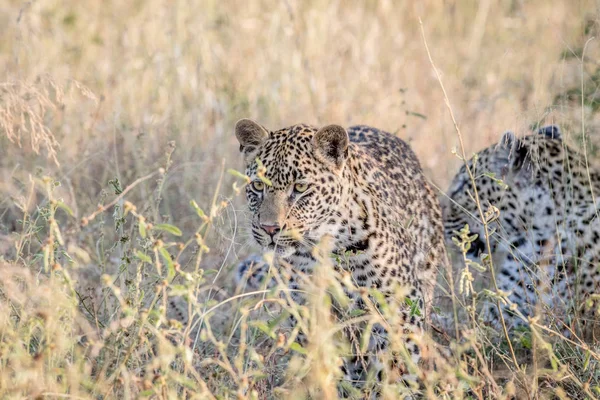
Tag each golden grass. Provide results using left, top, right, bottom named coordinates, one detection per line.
left=1, top=0, right=600, bottom=398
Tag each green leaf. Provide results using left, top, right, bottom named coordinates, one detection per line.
left=169, top=285, right=189, bottom=297
left=251, top=321, right=276, bottom=339
left=190, top=200, right=206, bottom=219
left=171, top=375, right=198, bottom=390
left=360, top=324, right=372, bottom=352
left=258, top=175, right=272, bottom=186
left=147, top=309, right=161, bottom=326
left=153, top=223, right=182, bottom=236
left=549, top=353, right=558, bottom=371
left=139, top=221, right=147, bottom=238
left=135, top=251, right=152, bottom=263
left=348, top=308, right=366, bottom=318
left=267, top=310, right=290, bottom=330
left=289, top=341, right=307, bottom=355
left=406, top=110, right=427, bottom=120
left=583, top=349, right=591, bottom=371
left=255, top=158, right=273, bottom=186
left=108, top=178, right=123, bottom=195
left=337, top=380, right=361, bottom=397
left=203, top=269, right=218, bottom=276
left=159, top=247, right=175, bottom=280
left=60, top=250, right=74, bottom=264
left=519, top=334, right=532, bottom=350
left=227, top=168, right=250, bottom=182
left=482, top=172, right=509, bottom=190
left=55, top=201, right=74, bottom=217
left=369, top=289, right=388, bottom=313
left=405, top=297, right=422, bottom=317
left=329, top=283, right=349, bottom=308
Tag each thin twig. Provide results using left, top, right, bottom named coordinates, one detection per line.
left=81, top=170, right=161, bottom=225
left=419, top=17, right=524, bottom=384
left=581, top=37, right=597, bottom=212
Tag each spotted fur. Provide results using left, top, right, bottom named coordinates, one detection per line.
left=234, top=119, right=448, bottom=396
left=443, top=125, right=600, bottom=333
left=235, top=254, right=275, bottom=290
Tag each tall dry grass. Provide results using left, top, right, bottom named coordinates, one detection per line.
left=1, top=0, right=600, bottom=398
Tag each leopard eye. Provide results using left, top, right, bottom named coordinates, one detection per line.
left=294, top=182, right=309, bottom=193
left=251, top=180, right=265, bottom=192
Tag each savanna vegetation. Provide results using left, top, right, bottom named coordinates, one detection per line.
left=1, top=0, right=600, bottom=398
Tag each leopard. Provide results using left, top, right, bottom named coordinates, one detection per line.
left=233, top=119, right=448, bottom=397
left=442, top=125, right=600, bottom=336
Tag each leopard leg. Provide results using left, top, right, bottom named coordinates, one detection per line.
left=234, top=254, right=276, bottom=290
left=486, top=255, right=540, bottom=329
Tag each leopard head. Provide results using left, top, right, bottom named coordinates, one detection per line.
left=442, top=125, right=562, bottom=259
left=235, top=119, right=349, bottom=257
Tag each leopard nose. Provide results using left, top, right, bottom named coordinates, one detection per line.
left=260, top=223, right=281, bottom=237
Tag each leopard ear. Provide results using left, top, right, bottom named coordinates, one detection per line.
left=235, top=119, right=269, bottom=158
left=497, top=130, right=532, bottom=181
left=313, top=125, right=349, bottom=171
left=510, top=140, right=530, bottom=173
left=537, top=125, right=561, bottom=140
left=499, top=130, right=519, bottom=150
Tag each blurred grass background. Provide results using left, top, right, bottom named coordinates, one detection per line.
left=2, top=0, right=599, bottom=229
left=2, top=0, right=600, bottom=398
